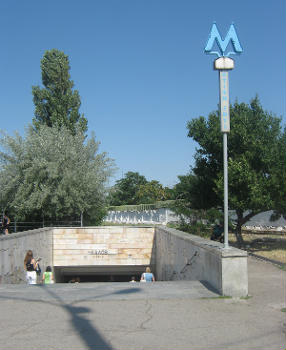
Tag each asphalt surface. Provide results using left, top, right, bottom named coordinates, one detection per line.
left=0, top=256, right=285, bottom=350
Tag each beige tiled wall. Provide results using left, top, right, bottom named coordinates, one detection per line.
left=53, top=227, right=155, bottom=266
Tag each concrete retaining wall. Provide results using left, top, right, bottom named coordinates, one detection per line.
left=104, top=208, right=179, bottom=225
left=155, top=226, right=248, bottom=297
left=0, top=228, right=53, bottom=284
left=105, top=208, right=286, bottom=230
left=0, top=226, right=248, bottom=296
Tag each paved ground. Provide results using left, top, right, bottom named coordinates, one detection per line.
left=0, top=256, right=285, bottom=350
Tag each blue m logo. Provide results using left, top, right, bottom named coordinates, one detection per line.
left=205, top=23, right=243, bottom=57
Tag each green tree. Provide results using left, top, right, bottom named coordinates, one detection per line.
left=0, top=125, right=114, bottom=224
left=32, top=49, right=88, bottom=134
left=271, top=127, right=286, bottom=220
left=108, top=172, right=147, bottom=205
left=136, top=180, right=167, bottom=204
left=172, top=174, right=215, bottom=208
left=171, top=174, right=223, bottom=237
left=164, top=186, right=176, bottom=200
left=186, top=97, right=283, bottom=246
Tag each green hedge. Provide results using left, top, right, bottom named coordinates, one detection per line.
left=107, top=200, right=175, bottom=212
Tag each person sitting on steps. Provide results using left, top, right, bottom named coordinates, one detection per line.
left=140, top=267, right=155, bottom=282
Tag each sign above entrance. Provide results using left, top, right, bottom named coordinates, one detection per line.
left=205, top=23, right=243, bottom=58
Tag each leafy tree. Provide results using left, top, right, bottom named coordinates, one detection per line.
left=186, top=97, right=283, bottom=246
left=108, top=172, right=173, bottom=206
left=0, top=125, right=114, bottom=224
left=108, top=172, right=147, bottom=205
left=136, top=180, right=168, bottom=204
left=169, top=202, right=223, bottom=239
left=32, top=49, right=88, bottom=134
left=171, top=175, right=224, bottom=237
left=271, top=127, right=286, bottom=220
left=172, top=174, right=214, bottom=208
left=164, top=186, right=176, bottom=200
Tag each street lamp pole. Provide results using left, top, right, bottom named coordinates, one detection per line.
left=215, top=59, right=233, bottom=248
left=214, top=58, right=234, bottom=248
left=223, top=132, right=229, bottom=248
left=204, top=23, right=243, bottom=249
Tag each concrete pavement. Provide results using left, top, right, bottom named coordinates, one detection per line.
left=0, top=256, right=285, bottom=350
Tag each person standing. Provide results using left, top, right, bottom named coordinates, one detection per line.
left=1, top=215, right=10, bottom=235
left=42, top=266, right=54, bottom=284
left=24, top=250, right=39, bottom=285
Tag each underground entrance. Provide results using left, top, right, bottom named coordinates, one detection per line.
left=54, top=266, right=149, bottom=283
left=53, top=226, right=156, bottom=283
left=0, top=225, right=248, bottom=296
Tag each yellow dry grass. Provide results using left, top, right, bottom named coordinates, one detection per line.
left=229, top=232, right=286, bottom=264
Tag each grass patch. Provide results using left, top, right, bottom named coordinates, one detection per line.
left=281, top=308, right=286, bottom=313
left=228, top=232, right=286, bottom=264
left=101, top=222, right=155, bottom=227
left=240, top=295, right=252, bottom=300
left=202, top=295, right=252, bottom=300
left=200, top=295, right=232, bottom=300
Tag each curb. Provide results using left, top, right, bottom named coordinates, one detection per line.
left=248, top=252, right=286, bottom=268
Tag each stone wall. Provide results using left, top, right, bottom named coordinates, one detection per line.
left=0, top=228, right=53, bottom=284
left=155, top=226, right=248, bottom=297
left=53, top=226, right=155, bottom=267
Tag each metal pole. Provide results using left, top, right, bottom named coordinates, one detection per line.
left=223, top=132, right=229, bottom=248
left=205, top=22, right=242, bottom=247
left=217, top=64, right=233, bottom=249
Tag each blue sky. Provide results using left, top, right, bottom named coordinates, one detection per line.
left=0, top=1, right=285, bottom=187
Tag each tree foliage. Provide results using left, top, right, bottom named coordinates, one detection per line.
left=172, top=174, right=211, bottom=208
left=185, top=97, right=284, bottom=245
left=108, top=172, right=172, bottom=206
left=32, top=49, right=88, bottom=134
left=0, top=125, right=114, bottom=223
left=271, top=127, right=286, bottom=220
left=108, top=172, right=148, bottom=206
left=136, top=180, right=168, bottom=204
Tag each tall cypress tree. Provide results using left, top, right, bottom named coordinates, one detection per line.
left=32, top=49, right=87, bottom=134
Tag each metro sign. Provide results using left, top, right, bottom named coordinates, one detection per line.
left=205, top=23, right=243, bottom=57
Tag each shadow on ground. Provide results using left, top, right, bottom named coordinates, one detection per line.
left=0, top=285, right=142, bottom=350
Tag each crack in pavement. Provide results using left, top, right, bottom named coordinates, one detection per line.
left=139, top=299, right=153, bottom=330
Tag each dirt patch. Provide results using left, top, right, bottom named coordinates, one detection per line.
left=229, top=232, right=286, bottom=264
